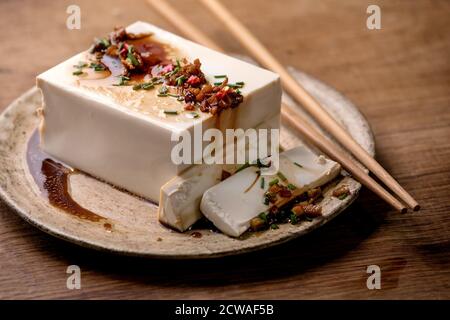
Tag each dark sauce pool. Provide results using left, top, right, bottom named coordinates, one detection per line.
left=27, top=130, right=112, bottom=231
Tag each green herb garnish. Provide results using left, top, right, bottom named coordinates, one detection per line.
left=214, top=82, right=224, bottom=86
left=214, top=75, right=227, bottom=78
left=269, top=178, right=279, bottom=186
left=277, top=171, right=287, bottom=181
left=338, top=193, right=348, bottom=200
left=290, top=214, right=298, bottom=225
left=294, top=162, right=303, bottom=168
left=133, top=82, right=155, bottom=90
left=163, top=110, right=178, bottom=115
left=235, top=81, right=245, bottom=86
left=176, top=75, right=186, bottom=86
left=168, top=93, right=179, bottom=98
left=157, top=93, right=168, bottom=97
left=126, top=45, right=140, bottom=67
left=270, top=224, right=279, bottom=230
left=287, top=183, right=297, bottom=190
left=73, top=61, right=88, bottom=69
left=260, top=177, right=265, bottom=189
left=113, top=75, right=130, bottom=86
left=259, top=212, right=268, bottom=223
left=72, top=70, right=84, bottom=76
left=89, top=62, right=106, bottom=72
left=100, top=38, right=110, bottom=48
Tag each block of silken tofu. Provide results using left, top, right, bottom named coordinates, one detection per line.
left=36, top=21, right=281, bottom=202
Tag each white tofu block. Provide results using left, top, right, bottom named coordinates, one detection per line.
left=36, top=21, right=281, bottom=202
left=200, top=145, right=341, bottom=237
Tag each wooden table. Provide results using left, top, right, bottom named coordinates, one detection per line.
left=0, top=0, right=449, bottom=299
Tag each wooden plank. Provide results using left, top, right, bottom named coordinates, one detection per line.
left=0, top=0, right=449, bottom=299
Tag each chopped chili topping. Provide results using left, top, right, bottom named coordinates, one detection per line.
left=83, top=26, right=244, bottom=116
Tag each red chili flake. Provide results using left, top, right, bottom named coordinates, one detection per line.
left=215, top=88, right=229, bottom=100
left=187, top=75, right=201, bottom=86
left=279, top=188, right=292, bottom=198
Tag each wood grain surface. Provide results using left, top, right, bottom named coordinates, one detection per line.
left=0, top=0, right=449, bottom=299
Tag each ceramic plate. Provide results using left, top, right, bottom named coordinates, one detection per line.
left=0, top=69, right=374, bottom=258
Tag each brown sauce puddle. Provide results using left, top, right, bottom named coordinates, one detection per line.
left=27, top=130, right=112, bottom=231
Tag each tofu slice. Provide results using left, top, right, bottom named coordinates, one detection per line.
left=159, top=164, right=223, bottom=231
left=36, top=21, right=281, bottom=203
left=200, top=145, right=341, bottom=237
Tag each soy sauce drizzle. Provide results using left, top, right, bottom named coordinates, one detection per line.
left=27, top=130, right=111, bottom=228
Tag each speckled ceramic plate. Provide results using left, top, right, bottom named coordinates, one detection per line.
left=0, top=69, right=374, bottom=258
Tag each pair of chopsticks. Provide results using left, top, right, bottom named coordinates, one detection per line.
left=148, top=0, right=419, bottom=213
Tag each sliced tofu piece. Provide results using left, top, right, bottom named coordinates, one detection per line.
left=158, top=141, right=252, bottom=231
left=36, top=21, right=281, bottom=203
left=159, top=164, right=223, bottom=231
left=200, top=145, right=341, bottom=237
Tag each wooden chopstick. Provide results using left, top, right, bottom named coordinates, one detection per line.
left=197, top=0, right=419, bottom=211
left=147, top=0, right=408, bottom=212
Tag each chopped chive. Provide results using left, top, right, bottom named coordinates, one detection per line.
left=214, top=75, right=227, bottom=78
left=158, top=93, right=168, bottom=97
left=260, top=177, right=265, bottom=189
left=270, top=224, right=279, bottom=230
left=277, top=171, right=287, bottom=181
left=214, top=82, right=224, bottom=86
left=142, top=82, right=154, bottom=90
left=73, top=61, right=88, bottom=69
left=228, top=83, right=244, bottom=88
left=132, top=84, right=142, bottom=90
left=167, top=93, right=179, bottom=98
left=287, top=183, right=297, bottom=190
left=290, top=213, right=298, bottom=225
left=294, top=162, right=303, bottom=168
left=72, top=70, right=84, bottom=76
left=258, top=212, right=268, bottom=223
left=176, top=59, right=181, bottom=68
left=100, top=38, right=110, bottom=48
left=338, top=194, right=348, bottom=200
left=236, top=89, right=241, bottom=94
left=269, top=178, right=279, bottom=186
left=163, top=110, right=178, bottom=115
left=235, top=81, right=245, bottom=85
left=176, top=75, right=186, bottom=86
left=259, top=212, right=268, bottom=223
left=113, top=75, right=130, bottom=86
